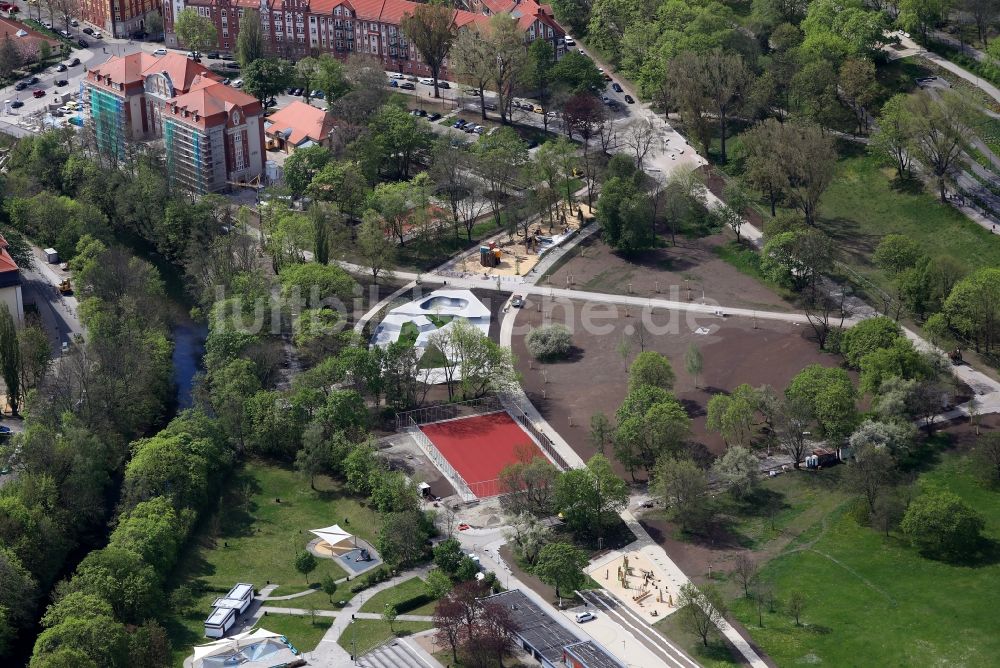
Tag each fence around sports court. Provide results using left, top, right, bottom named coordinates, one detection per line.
left=396, top=395, right=567, bottom=502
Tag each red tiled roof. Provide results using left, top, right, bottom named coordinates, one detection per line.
left=169, top=82, right=262, bottom=128
left=0, top=235, right=17, bottom=274
left=265, top=100, right=336, bottom=145
left=88, top=52, right=223, bottom=95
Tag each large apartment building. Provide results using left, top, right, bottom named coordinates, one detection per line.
left=164, top=0, right=565, bottom=78
left=79, top=0, right=161, bottom=39
left=84, top=52, right=266, bottom=193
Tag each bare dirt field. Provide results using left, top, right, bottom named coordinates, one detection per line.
left=510, top=298, right=842, bottom=478
left=540, top=232, right=794, bottom=313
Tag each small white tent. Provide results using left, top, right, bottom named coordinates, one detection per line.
left=309, top=524, right=354, bottom=548
left=192, top=628, right=297, bottom=668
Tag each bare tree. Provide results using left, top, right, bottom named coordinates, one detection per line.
left=623, top=120, right=655, bottom=171
left=732, top=553, right=759, bottom=598
left=804, top=289, right=851, bottom=349
left=774, top=396, right=813, bottom=468
left=677, top=582, right=726, bottom=647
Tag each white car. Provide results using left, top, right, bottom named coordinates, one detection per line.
left=231, top=79, right=243, bottom=88
left=419, top=77, right=434, bottom=85
left=575, top=612, right=595, bottom=623
left=153, top=47, right=167, bottom=56
left=564, top=37, right=576, bottom=46
left=390, top=72, right=405, bottom=79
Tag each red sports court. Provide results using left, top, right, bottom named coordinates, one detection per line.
left=419, top=411, right=546, bottom=497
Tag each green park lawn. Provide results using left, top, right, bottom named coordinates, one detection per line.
left=164, top=461, right=379, bottom=662
left=724, top=454, right=1000, bottom=666
left=817, top=143, right=1000, bottom=291
left=359, top=577, right=437, bottom=616
left=252, top=614, right=333, bottom=653
left=337, top=619, right=434, bottom=657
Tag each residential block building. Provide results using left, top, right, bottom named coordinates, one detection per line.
left=163, top=0, right=565, bottom=78
left=84, top=52, right=266, bottom=193
left=79, top=0, right=161, bottom=39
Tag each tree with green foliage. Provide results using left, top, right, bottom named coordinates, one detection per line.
left=401, top=3, right=456, bottom=98
left=906, top=90, right=972, bottom=202
left=426, top=568, right=453, bottom=598
left=870, top=94, right=913, bottom=179
left=873, top=234, right=922, bottom=275
left=284, top=145, right=333, bottom=198
left=589, top=412, right=613, bottom=455
left=235, top=9, right=266, bottom=67
left=554, top=454, right=629, bottom=543
left=839, top=58, right=879, bottom=134
left=841, top=316, right=903, bottom=368
left=278, top=262, right=356, bottom=305
left=321, top=573, right=338, bottom=602
left=294, top=426, right=330, bottom=490
left=242, top=58, right=294, bottom=104
left=972, top=432, right=1000, bottom=487
left=899, top=0, right=950, bottom=41
left=525, top=39, right=556, bottom=132
left=650, top=456, right=713, bottom=533
left=472, top=126, right=529, bottom=227
left=706, top=384, right=762, bottom=448
left=944, top=267, right=1000, bottom=354
left=534, top=542, right=588, bottom=598
left=902, top=489, right=984, bottom=559
left=174, top=8, right=217, bottom=53
left=382, top=603, right=398, bottom=631
left=0, top=304, right=21, bottom=415
left=858, top=338, right=939, bottom=396
left=32, top=615, right=129, bottom=668
left=550, top=50, right=605, bottom=94
left=596, top=176, right=654, bottom=254
left=294, top=550, right=317, bottom=585
left=498, top=458, right=559, bottom=516
left=628, top=351, right=675, bottom=391
left=314, top=54, right=350, bottom=106
left=358, top=105, right=431, bottom=180
left=64, top=546, right=160, bottom=623
left=713, top=446, right=759, bottom=498
left=684, top=344, right=704, bottom=388
left=786, top=365, right=858, bottom=440
left=357, top=210, right=396, bottom=284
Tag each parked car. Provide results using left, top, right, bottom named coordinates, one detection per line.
left=611, top=82, right=623, bottom=92
left=287, top=87, right=297, bottom=95
left=601, top=95, right=611, bottom=104
left=54, top=79, right=68, bottom=87
left=186, top=51, right=200, bottom=59
left=82, top=27, right=93, bottom=34
left=511, top=295, right=524, bottom=307
left=578, top=48, right=587, bottom=55
left=404, top=75, right=417, bottom=81
left=26, top=76, right=38, bottom=85
left=391, top=72, right=406, bottom=79
left=32, top=89, right=44, bottom=98
left=42, top=21, right=52, bottom=29
left=400, top=82, right=415, bottom=90
left=231, top=79, right=244, bottom=88
left=59, top=29, right=70, bottom=38
left=9, top=99, right=23, bottom=108
left=429, top=112, right=441, bottom=121
left=225, top=61, right=240, bottom=69
left=207, top=51, right=220, bottom=59
left=314, top=90, right=324, bottom=99
left=438, top=81, right=450, bottom=89
left=69, top=57, right=80, bottom=66
left=624, top=94, right=635, bottom=104
left=453, top=119, right=467, bottom=128
left=575, top=612, right=595, bottom=623
left=55, top=63, right=67, bottom=72
left=464, top=88, right=481, bottom=96
left=485, top=102, right=497, bottom=111
left=70, top=19, right=78, bottom=26
left=603, top=73, right=613, bottom=81
left=419, top=77, right=434, bottom=85
left=13, top=82, right=26, bottom=91
left=564, top=37, right=576, bottom=46
left=92, top=32, right=102, bottom=39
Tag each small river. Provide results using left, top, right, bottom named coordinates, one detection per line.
left=171, top=321, right=208, bottom=410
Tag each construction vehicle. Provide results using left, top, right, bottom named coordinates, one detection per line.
left=58, top=279, right=72, bottom=295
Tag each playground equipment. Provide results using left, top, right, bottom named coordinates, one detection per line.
left=480, top=242, right=501, bottom=267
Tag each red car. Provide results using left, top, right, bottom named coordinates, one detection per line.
left=32, top=89, right=44, bottom=98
